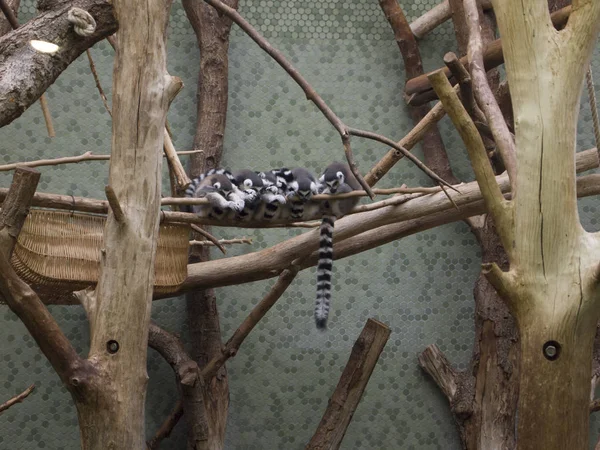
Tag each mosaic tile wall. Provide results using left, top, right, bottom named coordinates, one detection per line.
left=0, top=1, right=599, bottom=449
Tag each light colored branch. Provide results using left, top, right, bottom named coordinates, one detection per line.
left=409, top=0, right=492, bottom=40
left=428, top=70, right=513, bottom=252
left=21, top=170, right=600, bottom=306
left=163, top=129, right=191, bottom=191
left=190, top=238, right=252, bottom=247
left=464, top=0, right=516, bottom=190
left=418, top=344, right=457, bottom=401
left=0, top=150, right=202, bottom=172
left=0, top=384, right=35, bottom=414
left=364, top=86, right=457, bottom=187
left=104, top=185, right=125, bottom=223
left=201, top=267, right=299, bottom=381
left=307, top=318, right=390, bottom=449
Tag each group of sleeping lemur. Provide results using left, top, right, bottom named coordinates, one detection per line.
left=184, top=162, right=361, bottom=330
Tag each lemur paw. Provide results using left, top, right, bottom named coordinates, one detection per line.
left=243, top=190, right=259, bottom=202
left=229, top=199, right=245, bottom=212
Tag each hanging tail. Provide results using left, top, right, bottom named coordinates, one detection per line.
left=315, top=215, right=335, bottom=329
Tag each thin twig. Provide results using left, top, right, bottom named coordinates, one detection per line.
left=0, top=150, right=202, bottom=172
left=190, top=238, right=252, bottom=246
left=0, top=384, right=35, bottom=414
left=38, top=94, right=55, bottom=138
left=201, top=267, right=299, bottom=381
left=202, top=0, right=456, bottom=199
left=364, top=87, right=457, bottom=186
left=86, top=49, right=111, bottom=116
left=190, top=223, right=227, bottom=254
left=146, top=399, right=184, bottom=450
left=347, top=127, right=458, bottom=193
left=161, top=186, right=443, bottom=207
left=464, top=0, right=517, bottom=190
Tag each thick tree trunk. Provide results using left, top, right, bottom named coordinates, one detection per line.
left=484, top=1, right=600, bottom=448
left=74, top=0, right=179, bottom=447
left=182, top=1, right=238, bottom=448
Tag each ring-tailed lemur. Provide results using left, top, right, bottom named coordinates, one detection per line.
left=230, top=169, right=263, bottom=220
left=314, top=162, right=361, bottom=329
left=184, top=169, right=245, bottom=219
left=256, top=169, right=288, bottom=220
left=284, top=167, right=319, bottom=220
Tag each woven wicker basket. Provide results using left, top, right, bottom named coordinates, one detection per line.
left=11, top=210, right=189, bottom=295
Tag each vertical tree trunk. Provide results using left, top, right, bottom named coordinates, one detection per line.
left=74, top=0, right=179, bottom=447
left=182, top=1, right=238, bottom=448
left=485, top=1, right=600, bottom=447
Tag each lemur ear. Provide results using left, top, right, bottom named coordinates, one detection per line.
left=336, top=171, right=344, bottom=183
left=319, top=174, right=325, bottom=182
left=213, top=181, right=221, bottom=190
left=310, top=181, right=318, bottom=194
left=243, top=179, right=253, bottom=188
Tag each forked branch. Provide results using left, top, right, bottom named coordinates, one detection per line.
left=428, top=70, right=513, bottom=254
left=202, top=0, right=457, bottom=196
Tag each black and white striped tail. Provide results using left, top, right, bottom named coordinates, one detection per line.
left=315, top=215, right=335, bottom=329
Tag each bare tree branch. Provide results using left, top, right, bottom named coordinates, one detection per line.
left=307, top=318, right=391, bottom=449
left=148, top=323, right=208, bottom=450
left=403, top=6, right=572, bottom=106
left=409, top=0, right=492, bottom=40
left=428, top=70, right=513, bottom=255
left=201, top=267, right=299, bottom=381
left=146, top=399, right=184, bottom=450
left=0, top=384, right=35, bottom=414
left=463, top=0, right=517, bottom=189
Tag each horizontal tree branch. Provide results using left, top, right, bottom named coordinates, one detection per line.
left=409, top=0, right=492, bottom=40
left=0, top=150, right=202, bottom=172
left=0, top=0, right=118, bottom=127
left=13, top=150, right=599, bottom=305
left=403, top=5, right=572, bottom=106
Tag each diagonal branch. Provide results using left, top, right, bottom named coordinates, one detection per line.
left=428, top=70, right=513, bottom=254
left=0, top=167, right=90, bottom=390
left=202, top=0, right=456, bottom=197
left=148, top=322, right=208, bottom=450
left=307, top=318, right=391, bottom=449
left=0, top=384, right=35, bottom=414
left=463, top=0, right=517, bottom=190
left=201, top=267, right=299, bottom=381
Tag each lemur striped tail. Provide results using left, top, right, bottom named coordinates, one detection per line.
left=315, top=215, right=335, bottom=329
